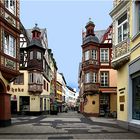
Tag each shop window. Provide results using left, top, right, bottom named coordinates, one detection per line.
left=132, top=75, right=140, bottom=120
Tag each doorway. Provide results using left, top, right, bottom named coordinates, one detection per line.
left=11, top=101, right=17, bottom=114
left=19, top=96, right=30, bottom=111
left=100, top=94, right=110, bottom=117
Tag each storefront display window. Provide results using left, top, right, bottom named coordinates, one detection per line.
left=132, top=75, right=140, bottom=120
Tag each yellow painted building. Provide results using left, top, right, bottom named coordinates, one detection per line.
left=110, top=0, right=140, bottom=132
left=10, top=25, right=52, bottom=115
left=56, top=81, right=62, bottom=112
left=10, top=70, right=50, bottom=115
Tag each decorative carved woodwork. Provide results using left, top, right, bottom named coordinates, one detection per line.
left=28, top=83, right=43, bottom=93
left=82, top=59, right=99, bottom=70
left=0, top=1, right=20, bottom=82
left=83, top=83, right=100, bottom=93
left=112, top=38, right=130, bottom=69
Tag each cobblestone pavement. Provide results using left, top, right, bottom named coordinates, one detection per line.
left=0, top=111, right=140, bottom=139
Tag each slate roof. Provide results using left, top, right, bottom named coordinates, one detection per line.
left=26, top=29, right=46, bottom=41
left=95, top=30, right=106, bottom=43
left=26, top=28, right=47, bottom=50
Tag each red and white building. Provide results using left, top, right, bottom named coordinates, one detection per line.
left=78, top=19, right=117, bottom=117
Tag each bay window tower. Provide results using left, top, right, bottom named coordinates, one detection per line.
left=82, top=19, right=100, bottom=96
left=26, top=24, right=45, bottom=93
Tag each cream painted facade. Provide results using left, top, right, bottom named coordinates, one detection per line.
left=84, top=95, right=99, bottom=114
left=10, top=70, right=50, bottom=114
left=110, top=0, right=131, bottom=122
left=110, top=0, right=140, bottom=132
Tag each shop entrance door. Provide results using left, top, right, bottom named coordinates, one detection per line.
left=20, top=96, right=30, bottom=112
left=100, top=94, right=110, bottom=117
left=11, top=101, right=17, bottom=114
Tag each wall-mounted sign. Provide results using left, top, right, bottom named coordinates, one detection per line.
left=11, top=88, right=24, bottom=92
left=5, top=58, right=16, bottom=70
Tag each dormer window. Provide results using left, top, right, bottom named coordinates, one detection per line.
left=4, top=0, right=16, bottom=15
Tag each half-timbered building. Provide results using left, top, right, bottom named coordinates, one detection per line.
left=0, top=0, right=20, bottom=126
left=78, top=19, right=117, bottom=117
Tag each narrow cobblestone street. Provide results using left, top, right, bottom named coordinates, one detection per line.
left=0, top=111, right=140, bottom=139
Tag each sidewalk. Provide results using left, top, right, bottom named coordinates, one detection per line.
left=89, top=117, right=117, bottom=124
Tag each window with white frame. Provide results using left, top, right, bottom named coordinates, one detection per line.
left=100, top=72, right=109, bottom=87
left=100, top=48, right=109, bottom=62
left=133, top=1, right=140, bottom=35
left=91, top=49, right=97, bottom=60
left=117, top=13, right=128, bottom=43
left=3, top=32, right=16, bottom=58
left=29, top=73, right=42, bottom=84
left=85, top=73, right=90, bottom=83
left=4, top=0, right=16, bottom=14
left=92, top=72, right=97, bottom=83
left=85, top=50, right=90, bottom=61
